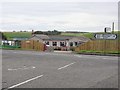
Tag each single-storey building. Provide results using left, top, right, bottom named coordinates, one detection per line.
left=30, top=34, right=90, bottom=50
left=0, top=32, right=29, bottom=47
left=1, top=40, right=21, bottom=46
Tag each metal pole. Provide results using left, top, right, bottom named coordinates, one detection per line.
left=112, top=22, right=114, bottom=33
left=104, top=38, right=106, bottom=55
left=104, top=28, right=106, bottom=55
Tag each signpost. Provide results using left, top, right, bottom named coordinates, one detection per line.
left=94, top=34, right=117, bottom=40
left=94, top=33, right=117, bottom=55
left=104, top=27, right=111, bottom=33
left=94, top=22, right=116, bottom=55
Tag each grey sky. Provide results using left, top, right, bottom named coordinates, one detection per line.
left=0, top=2, right=118, bottom=32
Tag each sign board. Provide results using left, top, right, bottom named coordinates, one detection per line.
left=94, top=34, right=117, bottom=40
left=104, top=27, right=111, bottom=33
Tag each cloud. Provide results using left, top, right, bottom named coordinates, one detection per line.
left=1, top=0, right=119, bottom=2
left=1, top=2, right=118, bottom=32
left=1, top=12, right=117, bottom=32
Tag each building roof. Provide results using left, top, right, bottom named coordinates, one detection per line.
left=75, top=36, right=91, bottom=42
left=31, top=34, right=90, bottom=42
left=32, top=34, right=49, bottom=40
left=47, top=35, right=73, bottom=41
left=13, top=38, right=29, bottom=40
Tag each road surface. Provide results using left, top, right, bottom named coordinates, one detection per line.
left=2, top=50, right=118, bottom=89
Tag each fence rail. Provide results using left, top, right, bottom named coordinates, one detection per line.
left=21, top=40, right=45, bottom=51
left=75, top=40, right=120, bottom=52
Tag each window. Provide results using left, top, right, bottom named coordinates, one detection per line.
left=60, top=42, right=65, bottom=46
left=75, top=42, right=78, bottom=46
left=52, top=42, right=57, bottom=46
left=70, top=42, right=73, bottom=46
left=45, top=41, right=49, bottom=45
left=3, top=43, right=9, bottom=46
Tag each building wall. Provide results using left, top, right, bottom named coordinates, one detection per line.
left=30, top=37, right=43, bottom=42
left=2, top=40, right=15, bottom=46
left=43, top=40, right=82, bottom=50
left=1, top=40, right=21, bottom=46
left=44, top=40, right=69, bottom=47
left=29, top=35, right=89, bottom=51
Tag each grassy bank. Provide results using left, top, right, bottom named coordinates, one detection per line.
left=61, top=31, right=120, bottom=39
left=0, top=45, right=21, bottom=50
left=3, top=32, right=31, bottom=40
left=3, top=31, right=120, bottom=40
left=76, top=50, right=120, bottom=55
left=61, top=32, right=94, bottom=38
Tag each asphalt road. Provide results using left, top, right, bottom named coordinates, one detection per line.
left=2, top=50, right=118, bottom=89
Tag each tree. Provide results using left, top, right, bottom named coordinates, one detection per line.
left=0, top=32, right=7, bottom=40
left=34, top=31, right=43, bottom=34
left=32, top=30, right=61, bottom=35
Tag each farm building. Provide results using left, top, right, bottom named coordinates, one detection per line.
left=1, top=40, right=21, bottom=47
left=0, top=33, right=25, bottom=47
left=30, top=34, right=90, bottom=50
left=1, top=32, right=30, bottom=46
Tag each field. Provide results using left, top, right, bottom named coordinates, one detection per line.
left=61, top=32, right=94, bottom=38
left=61, top=31, right=120, bottom=39
left=3, top=31, right=120, bottom=40
left=3, top=32, right=32, bottom=40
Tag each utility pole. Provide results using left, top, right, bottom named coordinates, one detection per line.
left=112, top=22, right=114, bottom=33
left=32, top=30, right=34, bottom=36
left=104, top=28, right=107, bottom=55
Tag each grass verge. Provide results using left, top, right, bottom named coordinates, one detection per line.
left=76, top=50, right=120, bottom=55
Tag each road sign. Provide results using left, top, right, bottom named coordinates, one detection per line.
left=94, top=34, right=117, bottom=40
left=104, top=27, right=111, bottom=33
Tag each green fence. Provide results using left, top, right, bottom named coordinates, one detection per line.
left=0, top=45, right=20, bottom=49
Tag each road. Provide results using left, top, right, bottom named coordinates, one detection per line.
left=2, top=50, right=118, bottom=89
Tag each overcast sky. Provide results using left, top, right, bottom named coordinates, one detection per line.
left=0, top=1, right=118, bottom=32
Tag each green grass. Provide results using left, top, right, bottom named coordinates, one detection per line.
left=77, top=50, right=120, bottom=54
left=0, top=45, right=21, bottom=50
left=3, top=31, right=120, bottom=40
left=61, top=32, right=94, bottom=38
left=3, top=32, right=32, bottom=40
left=61, top=31, right=120, bottom=39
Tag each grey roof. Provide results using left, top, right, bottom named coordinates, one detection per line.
left=75, top=36, right=91, bottom=42
left=31, top=34, right=90, bottom=42
left=47, top=35, right=73, bottom=41
left=48, top=35, right=90, bottom=42
left=32, top=34, right=49, bottom=40
left=13, top=38, right=28, bottom=40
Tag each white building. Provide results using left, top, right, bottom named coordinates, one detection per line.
left=30, top=34, right=90, bottom=51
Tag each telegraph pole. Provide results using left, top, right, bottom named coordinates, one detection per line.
left=104, top=28, right=107, bottom=55
left=112, top=22, right=114, bottom=33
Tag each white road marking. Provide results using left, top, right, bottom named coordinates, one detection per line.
left=8, top=75, right=43, bottom=89
left=58, top=62, right=76, bottom=70
left=103, top=58, right=107, bottom=59
left=8, top=66, right=36, bottom=71
left=32, top=66, right=36, bottom=68
left=8, top=69, right=18, bottom=71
